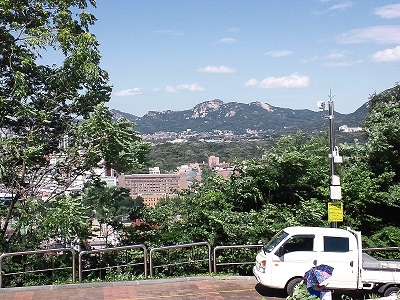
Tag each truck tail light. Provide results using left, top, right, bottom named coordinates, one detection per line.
left=259, top=260, right=266, bottom=273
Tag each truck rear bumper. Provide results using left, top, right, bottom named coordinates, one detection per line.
left=253, top=266, right=262, bottom=283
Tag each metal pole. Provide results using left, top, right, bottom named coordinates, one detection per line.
left=328, top=99, right=335, bottom=179
left=327, top=92, right=337, bottom=228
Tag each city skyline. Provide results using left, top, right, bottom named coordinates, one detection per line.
left=87, top=1, right=400, bottom=116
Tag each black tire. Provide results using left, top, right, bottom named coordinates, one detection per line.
left=383, top=286, right=399, bottom=297
left=286, top=277, right=303, bottom=296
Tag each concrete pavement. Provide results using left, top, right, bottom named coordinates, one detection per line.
left=0, top=276, right=286, bottom=300
left=0, top=276, right=372, bottom=300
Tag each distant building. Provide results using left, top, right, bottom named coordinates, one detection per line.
left=149, top=167, right=160, bottom=174
left=139, top=194, right=168, bottom=207
left=119, top=173, right=188, bottom=206
left=215, top=169, right=230, bottom=178
left=176, top=164, right=202, bottom=185
left=208, top=156, right=220, bottom=168
left=338, top=125, right=363, bottom=132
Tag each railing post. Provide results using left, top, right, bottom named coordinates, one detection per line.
left=0, top=253, right=4, bottom=288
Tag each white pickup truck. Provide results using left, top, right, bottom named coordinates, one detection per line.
left=253, top=226, right=400, bottom=297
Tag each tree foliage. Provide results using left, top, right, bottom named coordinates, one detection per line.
left=0, top=0, right=148, bottom=250
left=365, top=84, right=400, bottom=181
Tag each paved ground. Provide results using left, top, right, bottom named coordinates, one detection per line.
left=0, top=276, right=371, bottom=300
left=0, top=276, right=285, bottom=300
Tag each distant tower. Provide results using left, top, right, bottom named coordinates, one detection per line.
left=208, top=156, right=219, bottom=169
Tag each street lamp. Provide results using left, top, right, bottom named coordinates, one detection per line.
left=318, top=90, right=343, bottom=228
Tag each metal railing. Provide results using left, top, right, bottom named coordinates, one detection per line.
left=363, top=247, right=400, bottom=252
left=363, top=247, right=400, bottom=260
left=0, top=242, right=260, bottom=288
left=78, top=244, right=148, bottom=282
left=213, top=244, right=262, bottom=273
left=0, top=248, right=76, bottom=288
left=149, top=242, right=212, bottom=277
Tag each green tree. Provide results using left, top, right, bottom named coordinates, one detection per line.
left=82, top=181, right=141, bottom=246
left=357, top=84, right=400, bottom=234
left=230, top=133, right=330, bottom=210
left=0, top=0, right=148, bottom=250
left=365, top=84, right=400, bottom=181
left=6, top=195, right=91, bottom=251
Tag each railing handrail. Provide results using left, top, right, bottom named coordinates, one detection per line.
left=78, top=244, right=147, bottom=282
left=213, top=244, right=262, bottom=273
left=363, top=247, right=400, bottom=251
left=0, top=248, right=76, bottom=288
left=149, top=241, right=212, bottom=277
left=0, top=242, right=261, bottom=288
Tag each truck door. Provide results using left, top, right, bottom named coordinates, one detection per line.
left=315, top=235, right=358, bottom=289
left=273, top=235, right=316, bottom=286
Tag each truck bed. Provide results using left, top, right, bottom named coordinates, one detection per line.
left=362, top=253, right=400, bottom=284
left=362, top=253, right=400, bottom=271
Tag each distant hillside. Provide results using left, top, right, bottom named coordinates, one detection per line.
left=111, top=100, right=368, bottom=135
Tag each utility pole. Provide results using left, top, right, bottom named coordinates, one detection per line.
left=328, top=92, right=335, bottom=180
left=318, top=90, right=343, bottom=228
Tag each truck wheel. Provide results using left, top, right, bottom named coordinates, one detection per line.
left=383, top=286, right=399, bottom=297
left=286, top=277, right=303, bottom=296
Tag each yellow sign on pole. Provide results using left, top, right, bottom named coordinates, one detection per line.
left=328, top=202, right=343, bottom=222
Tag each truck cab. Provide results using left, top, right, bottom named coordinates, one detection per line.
left=253, top=226, right=359, bottom=295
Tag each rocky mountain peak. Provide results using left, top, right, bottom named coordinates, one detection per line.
left=192, top=99, right=224, bottom=118
left=253, top=101, right=275, bottom=112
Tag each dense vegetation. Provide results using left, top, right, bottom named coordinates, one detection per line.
left=0, top=0, right=148, bottom=252
left=141, top=131, right=365, bottom=173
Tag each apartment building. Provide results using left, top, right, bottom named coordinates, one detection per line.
left=118, top=173, right=188, bottom=206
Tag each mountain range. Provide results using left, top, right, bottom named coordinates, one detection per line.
left=111, top=99, right=368, bottom=135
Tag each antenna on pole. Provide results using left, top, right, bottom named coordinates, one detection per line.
left=317, top=90, right=343, bottom=228
left=328, top=89, right=335, bottom=179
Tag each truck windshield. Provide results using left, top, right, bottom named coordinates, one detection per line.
left=263, top=230, right=289, bottom=253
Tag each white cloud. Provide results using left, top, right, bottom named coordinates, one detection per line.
left=327, top=52, right=346, bottom=59
left=165, top=86, right=177, bottom=94
left=337, top=25, right=400, bottom=44
left=165, top=83, right=204, bottom=94
left=244, top=78, right=258, bottom=87
left=153, top=30, right=184, bottom=36
left=229, top=27, right=240, bottom=32
left=197, top=65, right=236, bottom=73
left=301, top=55, right=320, bottom=63
left=375, top=4, right=400, bottom=19
left=329, top=1, right=353, bottom=10
left=372, top=46, right=400, bottom=62
left=114, top=88, right=143, bottom=96
left=322, top=59, right=362, bottom=67
left=219, top=37, right=237, bottom=44
left=244, top=73, right=309, bottom=89
left=265, top=50, right=293, bottom=57
left=302, top=52, right=347, bottom=63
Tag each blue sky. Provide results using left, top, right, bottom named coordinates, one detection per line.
left=89, top=1, right=400, bottom=116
